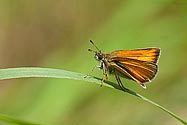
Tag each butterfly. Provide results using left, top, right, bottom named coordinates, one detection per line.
left=88, top=40, right=160, bottom=89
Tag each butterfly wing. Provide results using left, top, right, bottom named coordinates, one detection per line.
left=111, top=48, right=160, bottom=63
left=109, top=48, right=160, bottom=88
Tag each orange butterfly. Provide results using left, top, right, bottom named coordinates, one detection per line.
left=88, top=40, right=160, bottom=89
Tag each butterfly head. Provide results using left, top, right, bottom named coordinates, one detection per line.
left=94, top=52, right=104, bottom=61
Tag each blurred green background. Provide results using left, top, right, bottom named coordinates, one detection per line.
left=0, top=0, right=187, bottom=125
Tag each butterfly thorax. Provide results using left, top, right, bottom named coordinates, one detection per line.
left=94, top=52, right=112, bottom=72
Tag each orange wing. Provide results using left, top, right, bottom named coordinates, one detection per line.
left=110, top=59, right=157, bottom=87
left=109, top=48, right=160, bottom=88
left=111, top=48, right=160, bottom=63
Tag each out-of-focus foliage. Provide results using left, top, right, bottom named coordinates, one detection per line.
left=0, top=0, right=186, bottom=125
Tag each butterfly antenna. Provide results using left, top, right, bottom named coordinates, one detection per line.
left=89, top=40, right=101, bottom=52
left=88, top=48, right=97, bottom=53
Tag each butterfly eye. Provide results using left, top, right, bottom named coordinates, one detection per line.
left=94, top=53, right=103, bottom=61
left=94, top=54, right=99, bottom=61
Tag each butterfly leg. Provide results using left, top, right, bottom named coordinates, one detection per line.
left=100, top=62, right=108, bottom=87
left=101, top=73, right=108, bottom=87
left=114, top=71, right=128, bottom=91
left=84, top=65, right=97, bottom=78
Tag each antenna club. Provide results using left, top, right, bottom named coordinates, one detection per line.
left=88, top=48, right=96, bottom=53
left=90, top=40, right=94, bottom=44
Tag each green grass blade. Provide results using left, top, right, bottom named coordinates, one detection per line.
left=0, top=67, right=186, bottom=125
left=0, top=67, right=101, bottom=84
left=0, top=113, right=44, bottom=125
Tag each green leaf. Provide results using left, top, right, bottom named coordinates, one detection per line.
left=0, top=67, right=186, bottom=125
